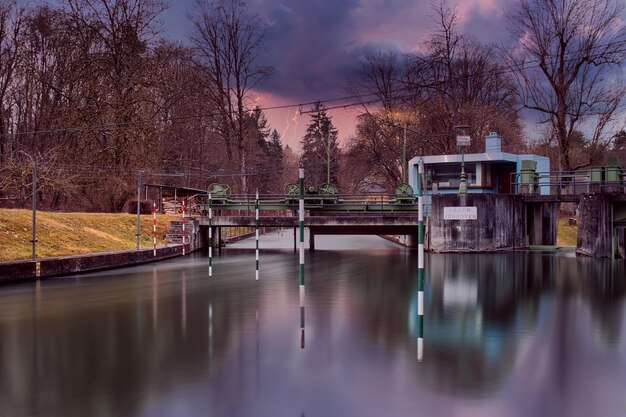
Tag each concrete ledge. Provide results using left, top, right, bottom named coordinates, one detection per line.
left=0, top=245, right=192, bottom=283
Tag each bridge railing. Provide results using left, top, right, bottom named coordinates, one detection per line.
left=194, top=192, right=425, bottom=215
left=511, top=168, right=625, bottom=196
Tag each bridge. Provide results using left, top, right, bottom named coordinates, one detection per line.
left=191, top=192, right=423, bottom=250
left=162, top=167, right=626, bottom=257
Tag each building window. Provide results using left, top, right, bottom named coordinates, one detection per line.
left=427, top=163, right=478, bottom=188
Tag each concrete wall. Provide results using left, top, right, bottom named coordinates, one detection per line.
left=430, top=194, right=526, bottom=252
left=0, top=219, right=204, bottom=283
left=577, top=194, right=626, bottom=258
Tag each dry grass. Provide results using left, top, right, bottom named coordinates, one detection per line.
left=0, top=209, right=178, bottom=261
left=556, top=218, right=578, bottom=247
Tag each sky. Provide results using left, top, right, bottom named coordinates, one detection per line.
left=161, top=0, right=518, bottom=150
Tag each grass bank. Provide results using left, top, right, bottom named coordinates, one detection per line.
left=556, top=218, right=578, bottom=247
left=0, top=209, right=178, bottom=262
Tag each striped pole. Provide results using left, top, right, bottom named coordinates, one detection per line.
left=299, top=168, right=305, bottom=349
left=208, top=193, right=213, bottom=276
left=255, top=190, right=260, bottom=281
left=153, top=202, right=157, bottom=257
left=417, top=159, right=425, bottom=362
left=182, top=200, right=186, bottom=256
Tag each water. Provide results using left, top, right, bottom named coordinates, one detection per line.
left=1, top=232, right=626, bottom=417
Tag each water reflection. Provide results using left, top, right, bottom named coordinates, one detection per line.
left=0, top=238, right=624, bottom=417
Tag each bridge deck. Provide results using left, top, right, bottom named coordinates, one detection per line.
left=197, top=215, right=420, bottom=235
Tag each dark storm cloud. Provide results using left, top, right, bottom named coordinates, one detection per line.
left=249, top=0, right=515, bottom=103
left=250, top=0, right=427, bottom=102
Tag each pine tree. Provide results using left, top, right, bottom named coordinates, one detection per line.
left=300, top=102, right=340, bottom=189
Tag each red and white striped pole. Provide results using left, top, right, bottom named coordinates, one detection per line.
left=182, top=200, right=186, bottom=256
left=153, top=202, right=157, bottom=257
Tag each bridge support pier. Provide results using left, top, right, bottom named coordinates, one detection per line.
left=405, top=234, right=419, bottom=248
left=526, top=202, right=558, bottom=246
left=577, top=194, right=626, bottom=258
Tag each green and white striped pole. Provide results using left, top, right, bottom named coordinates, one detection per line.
left=255, top=190, right=260, bottom=281
left=417, top=158, right=425, bottom=362
left=299, top=168, right=305, bottom=349
left=208, top=193, right=213, bottom=277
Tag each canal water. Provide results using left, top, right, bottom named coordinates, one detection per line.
left=1, top=232, right=626, bottom=417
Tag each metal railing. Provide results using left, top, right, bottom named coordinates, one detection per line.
left=193, top=192, right=424, bottom=215
left=511, top=168, right=626, bottom=196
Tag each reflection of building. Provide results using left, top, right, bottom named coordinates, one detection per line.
left=408, top=132, right=550, bottom=195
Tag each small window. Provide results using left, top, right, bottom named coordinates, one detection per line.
left=427, top=163, right=478, bottom=188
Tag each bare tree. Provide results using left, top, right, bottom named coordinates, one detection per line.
left=189, top=0, right=273, bottom=193
left=0, top=0, right=25, bottom=164
left=507, top=0, right=626, bottom=171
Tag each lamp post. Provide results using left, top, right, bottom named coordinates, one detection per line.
left=402, top=122, right=408, bottom=183
left=326, top=130, right=331, bottom=185
left=136, top=170, right=143, bottom=250
left=454, top=125, right=471, bottom=195
left=18, top=150, right=37, bottom=260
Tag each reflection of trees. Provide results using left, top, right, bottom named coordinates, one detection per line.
left=0, top=263, right=262, bottom=417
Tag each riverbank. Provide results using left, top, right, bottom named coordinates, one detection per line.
left=0, top=209, right=178, bottom=262
left=0, top=245, right=187, bottom=282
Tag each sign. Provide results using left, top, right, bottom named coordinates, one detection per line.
left=444, top=206, right=477, bottom=220
left=456, top=135, right=471, bottom=147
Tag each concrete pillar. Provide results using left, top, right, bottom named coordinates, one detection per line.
left=527, top=202, right=557, bottom=246
left=577, top=194, right=612, bottom=257
left=406, top=234, right=419, bottom=248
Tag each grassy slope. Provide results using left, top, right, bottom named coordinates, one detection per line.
left=0, top=209, right=178, bottom=261
left=556, top=218, right=578, bottom=247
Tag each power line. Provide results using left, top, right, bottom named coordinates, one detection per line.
left=2, top=39, right=625, bottom=139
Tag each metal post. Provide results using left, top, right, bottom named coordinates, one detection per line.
left=31, top=158, right=37, bottom=260
left=136, top=170, right=142, bottom=250
left=182, top=200, right=186, bottom=256
left=299, top=168, right=305, bottom=349
left=19, top=151, right=37, bottom=261
left=459, top=148, right=467, bottom=194
left=209, top=193, right=213, bottom=276
left=417, top=158, right=425, bottom=362
left=327, top=132, right=331, bottom=185
left=402, top=123, right=407, bottom=183
left=255, top=190, right=260, bottom=281
left=153, top=202, right=157, bottom=257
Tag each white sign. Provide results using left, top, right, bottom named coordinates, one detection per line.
left=444, top=206, right=477, bottom=220
left=456, top=135, right=471, bottom=147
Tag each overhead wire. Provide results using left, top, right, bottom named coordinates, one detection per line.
left=2, top=38, right=624, bottom=139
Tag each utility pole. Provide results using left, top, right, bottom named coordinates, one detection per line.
left=136, top=170, right=143, bottom=250
left=19, top=151, right=37, bottom=260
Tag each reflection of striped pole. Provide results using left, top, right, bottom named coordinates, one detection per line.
left=182, top=200, right=186, bottom=256
left=299, top=168, right=305, bottom=349
left=417, top=159, right=424, bottom=362
left=208, top=194, right=213, bottom=276
left=153, top=202, right=157, bottom=257
left=255, top=190, right=260, bottom=281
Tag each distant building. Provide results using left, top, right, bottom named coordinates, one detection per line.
left=408, top=132, right=550, bottom=196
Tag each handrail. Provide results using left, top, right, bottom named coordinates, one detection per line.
left=510, top=168, right=625, bottom=195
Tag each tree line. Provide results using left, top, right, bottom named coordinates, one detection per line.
left=0, top=0, right=624, bottom=212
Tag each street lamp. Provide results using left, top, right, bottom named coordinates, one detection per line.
left=18, top=150, right=37, bottom=260
left=454, top=125, right=471, bottom=195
